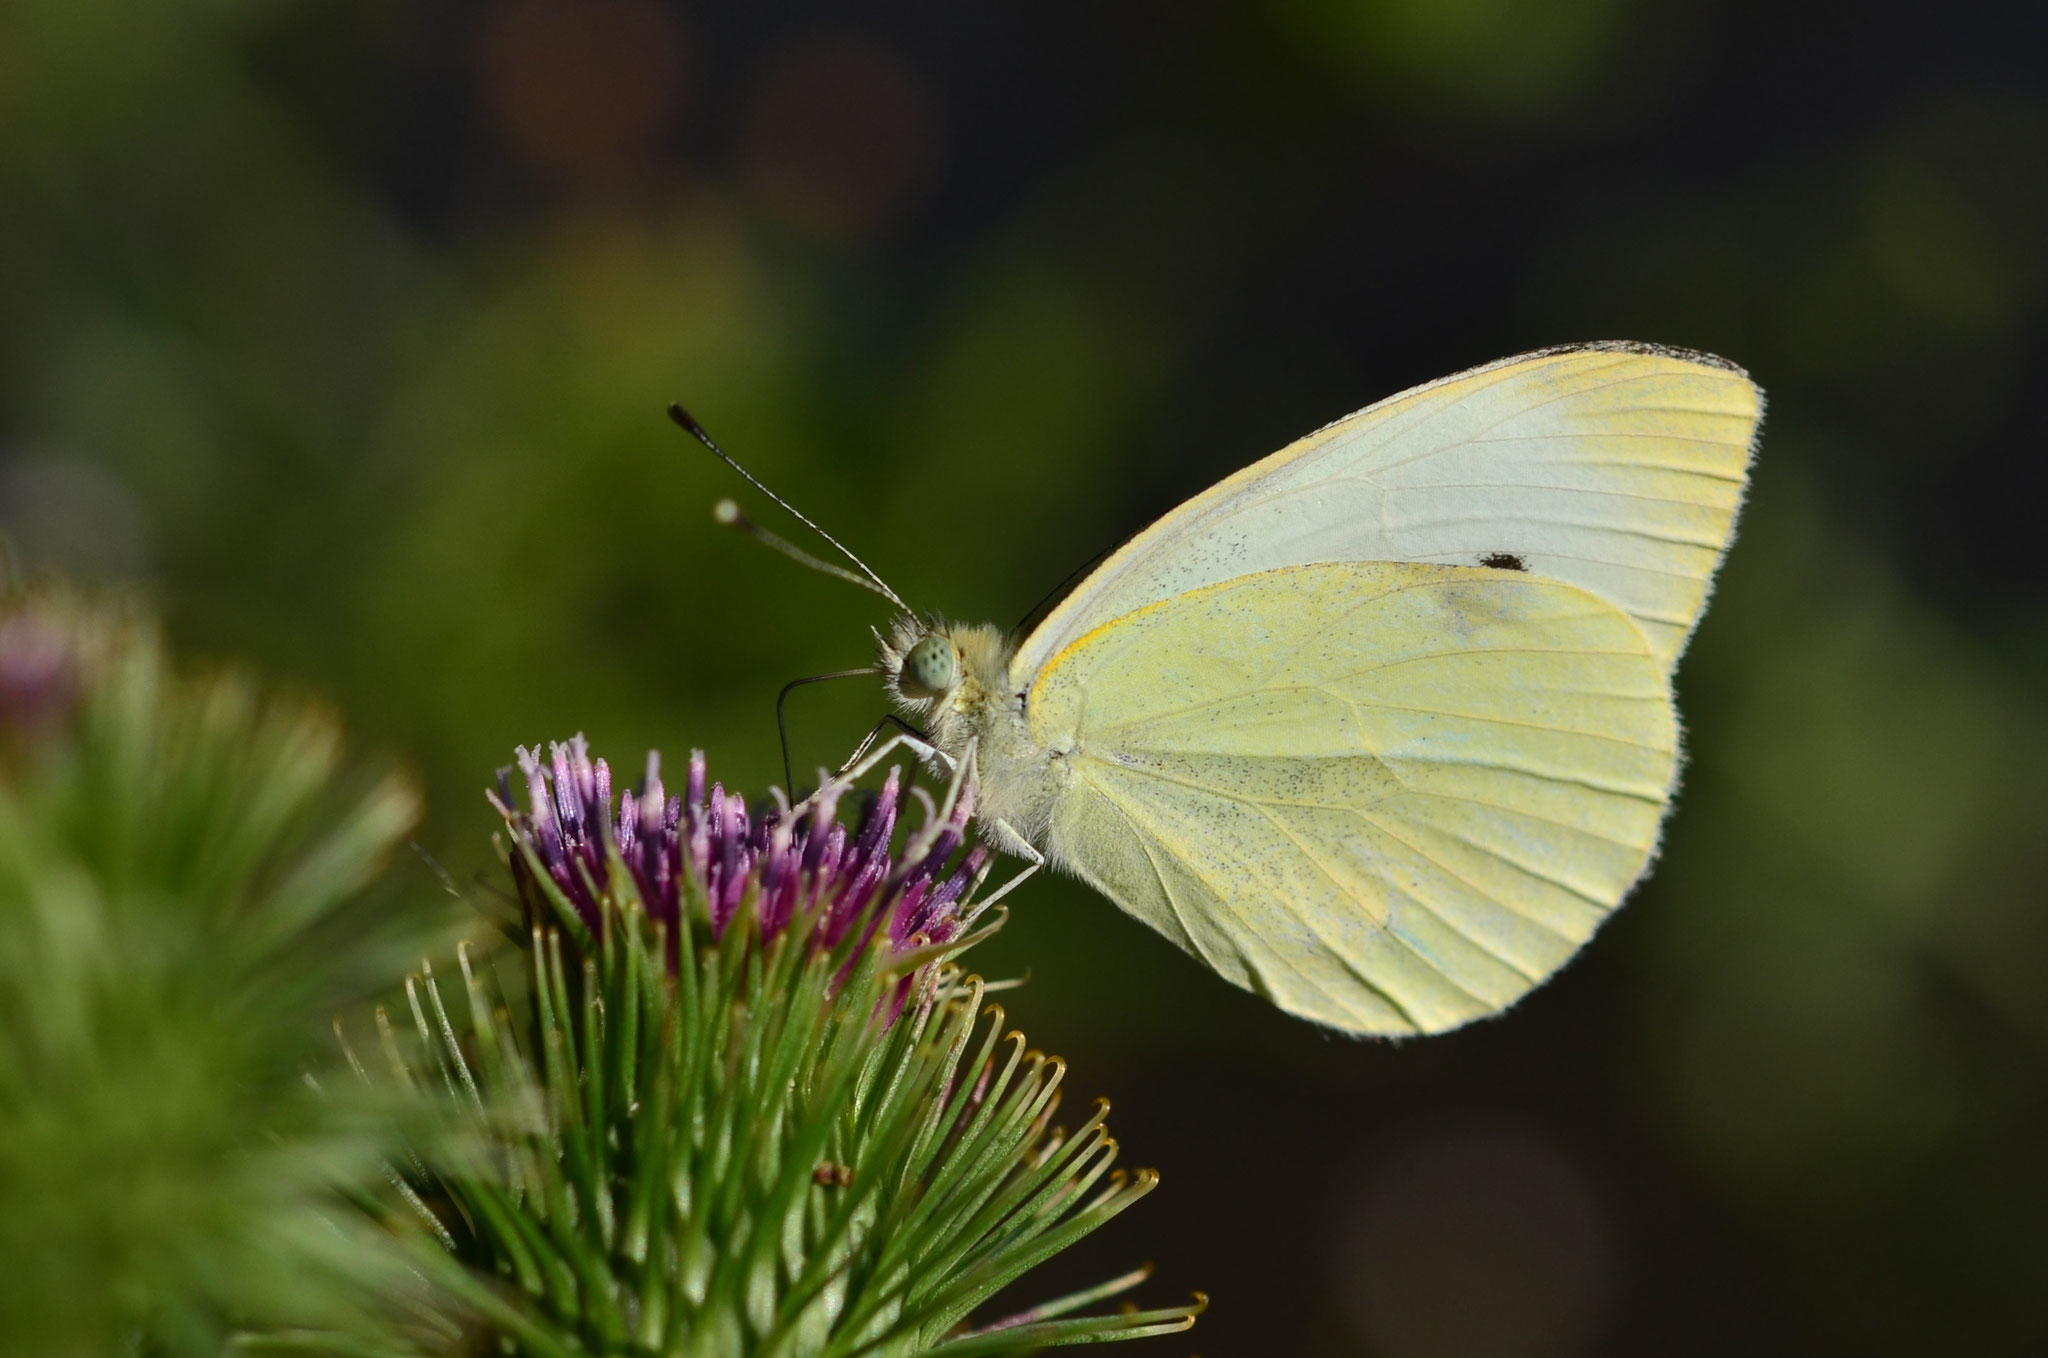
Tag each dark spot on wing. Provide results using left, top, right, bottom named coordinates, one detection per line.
left=1480, top=552, right=1529, bottom=571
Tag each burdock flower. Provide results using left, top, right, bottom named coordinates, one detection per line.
left=342, top=738, right=1202, bottom=1358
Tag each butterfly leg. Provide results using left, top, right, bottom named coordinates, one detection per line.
left=969, top=821, right=1043, bottom=913
left=830, top=729, right=956, bottom=788
left=836, top=713, right=931, bottom=778
left=817, top=733, right=1048, bottom=913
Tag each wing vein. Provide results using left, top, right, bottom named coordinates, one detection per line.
left=1090, top=771, right=1428, bottom=1029
left=1248, top=800, right=1529, bottom=988
left=1354, top=809, right=1572, bottom=956
left=1411, top=550, right=1706, bottom=582
left=1333, top=694, right=1671, bottom=749
left=1391, top=481, right=1740, bottom=508
left=1356, top=369, right=1695, bottom=479
left=1392, top=790, right=1651, bottom=849
left=1363, top=809, right=1610, bottom=917
left=1460, top=431, right=1752, bottom=457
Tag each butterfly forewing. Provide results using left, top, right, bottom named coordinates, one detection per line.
left=1009, top=344, right=1762, bottom=687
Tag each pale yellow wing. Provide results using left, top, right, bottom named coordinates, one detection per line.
left=1029, top=561, right=1678, bottom=1036
left=1012, top=344, right=1762, bottom=685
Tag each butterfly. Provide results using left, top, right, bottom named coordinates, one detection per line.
left=682, top=342, right=1762, bottom=1036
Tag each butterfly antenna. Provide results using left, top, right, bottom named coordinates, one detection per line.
left=712, top=499, right=890, bottom=596
left=668, top=403, right=909, bottom=611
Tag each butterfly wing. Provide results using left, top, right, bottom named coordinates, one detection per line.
left=1011, top=343, right=1761, bottom=687
left=1028, top=561, right=1677, bottom=1035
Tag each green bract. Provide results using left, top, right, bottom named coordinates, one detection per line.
left=316, top=740, right=1201, bottom=1357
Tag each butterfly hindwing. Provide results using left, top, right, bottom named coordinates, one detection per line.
left=1027, top=561, right=1678, bottom=1035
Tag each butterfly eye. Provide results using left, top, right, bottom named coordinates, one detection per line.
left=899, top=634, right=958, bottom=697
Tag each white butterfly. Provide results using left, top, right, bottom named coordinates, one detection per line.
left=694, top=342, right=1763, bottom=1035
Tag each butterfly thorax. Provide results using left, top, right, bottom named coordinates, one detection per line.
left=877, top=616, right=1068, bottom=854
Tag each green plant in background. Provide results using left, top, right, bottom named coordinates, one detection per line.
left=0, top=582, right=1199, bottom=1355
left=295, top=737, right=1200, bottom=1357
left=0, top=583, right=433, bottom=1355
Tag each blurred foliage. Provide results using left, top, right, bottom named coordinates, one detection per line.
left=0, top=585, right=438, bottom=1355
left=1278, top=0, right=1633, bottom=115
left=2, top=0, right=2045, bottom=1353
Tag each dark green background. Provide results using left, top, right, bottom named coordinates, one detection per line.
left=4, top=1, right=2046, bottom=1353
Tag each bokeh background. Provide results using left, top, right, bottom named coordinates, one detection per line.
left=4, top=0, right=2047, bottom=1353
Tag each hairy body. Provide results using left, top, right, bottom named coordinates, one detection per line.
left=876, top=616, right=1063, bottom=861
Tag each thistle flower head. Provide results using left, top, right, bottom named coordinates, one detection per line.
left=502, top=736, right=988, bottom=965
left=337, top=738, right=1201, bottom=1358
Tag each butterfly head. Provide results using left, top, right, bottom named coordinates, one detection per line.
left=877, top=615, right=1013, bottom=732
